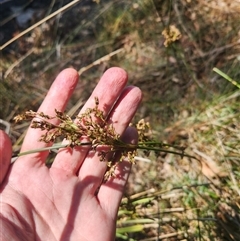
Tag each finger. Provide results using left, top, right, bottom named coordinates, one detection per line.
left=98, top=127, right=138, bottom=216
left=51, top=67, right=128, bottom=175
left=108, top=86, right=142, bottom=134
left=79, top=67, right=129, bottom=117
left=20, top=68, right=79, bottom=165
left=78, top=86, right=142, bottom=195
left=0, top=130, right=12, bottom=183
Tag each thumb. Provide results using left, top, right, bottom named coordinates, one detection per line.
left=0, top=130, right=12, bottom=183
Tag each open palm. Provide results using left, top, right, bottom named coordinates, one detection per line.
left=0, top=67, right=142, bottom=241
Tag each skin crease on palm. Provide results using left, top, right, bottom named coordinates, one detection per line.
left=0, top=67, right=142, bottom=241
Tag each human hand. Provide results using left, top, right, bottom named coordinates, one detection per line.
left=0, top=67, right=142, bottom=241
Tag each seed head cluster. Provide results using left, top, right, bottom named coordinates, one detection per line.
left=14, top=97, right=150, bottom=180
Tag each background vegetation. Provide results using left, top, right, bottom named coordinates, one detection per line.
left=0, top=0, right=239, bottom=240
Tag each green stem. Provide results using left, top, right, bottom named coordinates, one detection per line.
left=17, top=143, right=67, bottom=156
left=213, top=67, right=240, bottom=89
left=17, top=142, right=92, bottom=157
left=15, top=140, right=196, bottom=161
left=136, top=145, right=196, bottom=159
left=138, top=141, right=184, bottom=150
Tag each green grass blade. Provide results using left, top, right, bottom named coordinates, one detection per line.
left=116, top=224, right=144, bottom=234
left=213, top=67, right=240, bottom=89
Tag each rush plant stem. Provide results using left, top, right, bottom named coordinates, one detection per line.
left=16, top=141, right=195, bottom=160
left=13, top=100, right=198, bottom=177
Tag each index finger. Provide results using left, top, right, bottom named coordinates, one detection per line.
left=20, top=68, right=79, bottom=165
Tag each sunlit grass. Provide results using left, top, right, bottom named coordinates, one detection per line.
left=117, top=87, right=240, bottom=240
